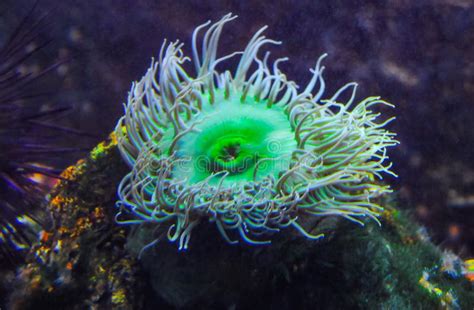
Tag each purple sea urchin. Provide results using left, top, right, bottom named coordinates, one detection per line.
left=0, top=5, right=87, bottom=261
left=0, top=6, right=55, bottom=258
left=115, top=14, right=398, bottom=249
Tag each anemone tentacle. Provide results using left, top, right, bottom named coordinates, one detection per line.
left=115, top=13, right=398, bottom=249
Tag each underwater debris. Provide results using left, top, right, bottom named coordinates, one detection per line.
left=114, top=14, right=398, bottom=249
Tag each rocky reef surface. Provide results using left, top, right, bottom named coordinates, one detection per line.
left=7, top=135, right=473, bottom=309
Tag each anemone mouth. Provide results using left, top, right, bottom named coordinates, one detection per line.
left=170, top=93, right=296, bottom=185
left=115, top=14, right=398, bottom=250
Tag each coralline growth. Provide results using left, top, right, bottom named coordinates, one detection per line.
left=114, top=14, right=398, bottom=249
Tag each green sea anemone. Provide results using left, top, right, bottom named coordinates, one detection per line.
left=115, top=14, right=398, bottom=250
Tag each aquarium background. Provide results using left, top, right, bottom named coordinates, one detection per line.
left=1, top=0, right=473, bottom=258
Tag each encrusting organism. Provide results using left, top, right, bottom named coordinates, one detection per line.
left=115, top=14, right=398, bottom=250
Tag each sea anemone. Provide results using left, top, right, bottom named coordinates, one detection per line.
left=115, top=14, right=398, bottom=250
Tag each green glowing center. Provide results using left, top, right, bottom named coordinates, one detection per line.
left=195, top=118, right=273, bottom=180
left=169, top=91, right=297, bottom=185
left=209, top=137, right=254, bottom=174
